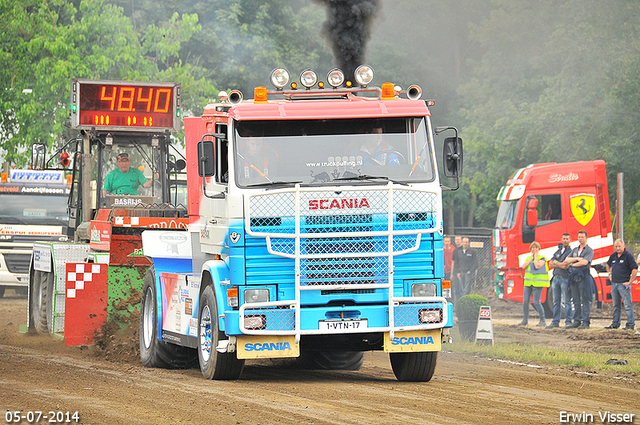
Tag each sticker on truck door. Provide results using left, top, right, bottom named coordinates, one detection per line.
left=570, top=193, right=595, bottom=226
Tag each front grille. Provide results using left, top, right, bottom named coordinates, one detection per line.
left=247, top=188, right=438, bottom=288
left=3, top=253, right=31, bottom=274
left=300, top=256, right=387, bottom=286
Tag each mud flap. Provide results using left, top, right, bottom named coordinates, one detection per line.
left=236, top=335, right=300, bottom=359
left=383, top=329, right=441, bottom=352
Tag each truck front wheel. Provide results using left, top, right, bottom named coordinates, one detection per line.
left=198, top=285, right=244, bottom=380
left=139, top=267, right=196, bottom=369
left=389, top=351, right=438, bottom=382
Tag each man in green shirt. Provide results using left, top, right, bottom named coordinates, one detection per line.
left=103, top=153, right=155, bottom=196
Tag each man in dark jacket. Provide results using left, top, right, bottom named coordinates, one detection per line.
left=452, top=237, right=477, bottom=298
left=546, top=233, right=574, bottom=328
left=605, top=239, right=637, bottom=330
left=565, top=230, right=594, bottom=329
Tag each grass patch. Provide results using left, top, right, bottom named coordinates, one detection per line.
left=448, top=339, right=640, bottom=374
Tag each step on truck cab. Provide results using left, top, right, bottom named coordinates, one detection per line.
left=140, top=66, right=462, bottom=381
left=493, top=160, right=622, bottom=310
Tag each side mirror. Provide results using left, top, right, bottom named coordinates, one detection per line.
left=31, top=143, right=46, bottom=170
left=527, top=207, right=539, bottom=227
left=197, top=141, right=215, bottom=177
left=443, top=137, right=463, bottom=177
left=175, top=159, right=186, bottom=172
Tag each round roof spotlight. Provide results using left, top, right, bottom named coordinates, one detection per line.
left=354, top=65, right=374, bottom=87
left=300, top=69, right=318, bottom=88
left=327, top=68, right=345, bottom=88
left=270, top=68, right=290, bottom=89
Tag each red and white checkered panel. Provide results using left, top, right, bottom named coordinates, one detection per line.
left=66, top=263, right=104, bottom=298
left=64, top=263, right=108, bottom=346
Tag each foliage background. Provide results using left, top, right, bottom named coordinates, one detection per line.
left=2, top=0, right=640, bottom=239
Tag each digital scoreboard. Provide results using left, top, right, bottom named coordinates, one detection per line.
left=71, top=79, right=181, bottom=132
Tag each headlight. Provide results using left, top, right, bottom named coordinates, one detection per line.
left=244, top=315, right=266, bottom=330
left=412, top=283, right=436, bottom=297
left=299, top=69, right=318, bottom=88
left=270, top=68, right=290, bottom=89
left=327, top=68, right=345, bottom=88
left=354, top=65, right=374, bottom=86
left=419, top=308, right=442, bottom=324
left=244, top=288, right=269, bottom=304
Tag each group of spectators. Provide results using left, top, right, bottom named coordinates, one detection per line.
left=520, top=230, right=637, bottom=330
left=443, top=235, right=478, bottom=302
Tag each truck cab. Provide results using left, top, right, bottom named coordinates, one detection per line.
left=494, top=160, right=615, bottom=309
left=0, top=169, right=70, bottom=297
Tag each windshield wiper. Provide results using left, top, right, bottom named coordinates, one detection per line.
left=244, top=181, right=302, bottom=189
left=333, top=174, right=408, bottom=186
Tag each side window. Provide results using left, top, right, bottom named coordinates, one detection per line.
left=216, top=123, right=228, bottom=184
left=537, top=194, right=562, bottom=225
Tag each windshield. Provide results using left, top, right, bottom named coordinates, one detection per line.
left=495, top=200, right=519, bottom=229
left=0, top=192, right=68, bottom=226
left=234, top=117, right=434, bottom=187
left=100, top=142, right=164, bottom=205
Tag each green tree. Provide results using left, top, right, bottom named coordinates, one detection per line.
left=458, top=0, right=640, bottom=230
left=1, top=0, right=215, bottom=165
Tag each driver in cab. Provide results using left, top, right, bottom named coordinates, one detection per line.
left=102, top=152, right=157, bottom=196
left=353, top=126, right=401, bottom=166
left=236, top=131, right=278, bottom=183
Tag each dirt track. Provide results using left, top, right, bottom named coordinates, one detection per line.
left=1, top=294, right=639, bottom=425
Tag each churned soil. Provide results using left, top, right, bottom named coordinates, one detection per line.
left=1, top=292, right=639, bottom=424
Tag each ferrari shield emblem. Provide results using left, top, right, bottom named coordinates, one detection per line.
left=570, top=193, right=595, bottom=226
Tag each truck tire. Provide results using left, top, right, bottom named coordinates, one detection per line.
left=30, top=270, right=52, bottom=335
left=198, top=285, right=244, bottom=380
left=389, top=351, right=438, bottom=382
left=139, top=267, right=197, bottom=369
left=0, top=287, right=4, bottom=298
left=297, top=351, right=364, bottom=370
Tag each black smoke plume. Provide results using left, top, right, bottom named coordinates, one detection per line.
left=314, top=0, right=380, bottom=82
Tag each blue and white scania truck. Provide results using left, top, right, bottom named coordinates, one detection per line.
left=139, top=66, right=462, bottom=381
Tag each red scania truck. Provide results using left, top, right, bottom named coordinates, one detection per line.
left=493, top=160, right=638, bottom=310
